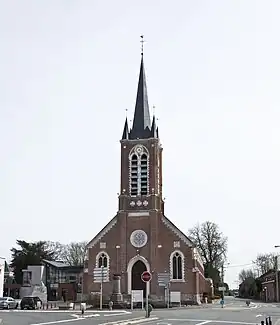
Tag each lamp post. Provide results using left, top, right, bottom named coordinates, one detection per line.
left=274, top=246, right=280, bottom=302
left=116, top=246, right=120, bottom=274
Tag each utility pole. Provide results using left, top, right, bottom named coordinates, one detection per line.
left=221, top=264, right=224, bottom=300
left=275, top=255, right=279, bottom=302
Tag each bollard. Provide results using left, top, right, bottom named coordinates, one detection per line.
left=81, top=303, right=86, bottom=316
left=147, top=304, right=153, bottom=318
left=268, top=316, right=272, bottom=325
left=266, top=318, right=269, bottom=325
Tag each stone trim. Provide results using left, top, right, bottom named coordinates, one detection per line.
left=161, top=216, right=193, bottom=247
left=169, top=250, right=185, bottom=282
left=86, top=217, right=117, bottom=248
left=192, top=266, right=205, bottom=278
left=192, top=247, right=204, bottom=270
left=127, top=255, right=150, bottom=294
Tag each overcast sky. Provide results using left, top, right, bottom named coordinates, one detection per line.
left=1, top=0, right=280, bottom=288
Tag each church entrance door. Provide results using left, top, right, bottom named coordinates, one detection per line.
left=131, top=260, right=147, bottom=296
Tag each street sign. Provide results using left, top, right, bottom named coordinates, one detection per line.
left=93, top=267, right=108, bottom=283
left=141, top=271, right=152, bottom=282
left=158, top=273, right=170, bottom=287
left=218, top=286, right=226, bottom=291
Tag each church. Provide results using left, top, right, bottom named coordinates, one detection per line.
left=83, top=51, right=211, bottom=305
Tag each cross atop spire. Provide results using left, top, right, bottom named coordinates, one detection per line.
left=140, top=35, right=145, bottom=56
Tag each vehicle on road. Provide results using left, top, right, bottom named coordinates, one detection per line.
left=0, top=297, right=18, bottom=309
left=20, top=296, right=42, bottom=310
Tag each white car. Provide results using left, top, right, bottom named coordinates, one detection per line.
left=0, top=297, right=18, bottom=309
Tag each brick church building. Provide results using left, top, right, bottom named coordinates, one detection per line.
left=83, top=52, right=211, bottom=305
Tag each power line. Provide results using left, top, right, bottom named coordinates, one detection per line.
left=224, top=263, right=254, bottom=268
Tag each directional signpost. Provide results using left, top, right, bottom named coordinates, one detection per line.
left=93, top=267, right=108, bottom=310
left=158, top=273, right=170, bottom=308
left=141, top=271, right=152, bottom=318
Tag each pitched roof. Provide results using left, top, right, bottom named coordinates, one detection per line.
left=42, top=260, right=69, bottom=268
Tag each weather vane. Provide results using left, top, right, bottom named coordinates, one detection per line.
left=140, top=35, right=145, bottom=56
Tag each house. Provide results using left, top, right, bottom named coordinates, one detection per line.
left=258, top=269, right=279, bottom=302
left=83, top=51, right=210, bottom=305
left=42, top=260, right=83, bottom=301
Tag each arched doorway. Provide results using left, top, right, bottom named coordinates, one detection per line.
left=131, top=260, right=147, bottom=296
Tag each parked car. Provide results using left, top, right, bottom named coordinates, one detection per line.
left=20, top=296, right=42, bottom=310
left=0, top=297, right=18, bottom=309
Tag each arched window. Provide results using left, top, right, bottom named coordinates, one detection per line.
left=129, top=146, right=149, bottom=196
left=98, top=253, right=108, bottom=268
left=95, top=252, right=110, bottom=281
left=170, top=251, right=184, bottom=281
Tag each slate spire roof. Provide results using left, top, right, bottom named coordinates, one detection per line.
left=121, top=54, right=158, bottom=140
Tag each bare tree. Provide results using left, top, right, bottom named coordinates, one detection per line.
left=45, top=241, right=87, bottom=266
left=61, top=241, right=87, bottom=266
left=253, top=253, right=275, bottom=275
left=188, top=221, right=228, bottom=268
left=239, top=269, right=256, bottom=282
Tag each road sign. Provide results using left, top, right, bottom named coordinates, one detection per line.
left=158, top=273, right=170, bottom=287
left=93, top=267, right=108, bottom=283
left=141, top=271, right=152, bottom=282
left=218, top=286, right=226, bottom=291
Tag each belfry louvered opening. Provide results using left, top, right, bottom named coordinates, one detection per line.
left=129, top=146, right=149, bottom=196
left=130, top=154, right=138, bottom=196
left=140, top=154, right=148, bottom=195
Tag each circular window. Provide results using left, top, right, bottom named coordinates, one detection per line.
left=130, top=230, right=148, bottom=248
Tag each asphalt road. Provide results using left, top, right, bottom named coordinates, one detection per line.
left=0, top=297, right=280, bottom=325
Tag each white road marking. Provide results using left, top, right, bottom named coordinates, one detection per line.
left=167, top=319, right=256, bottom=325
left=99, top=317, right=159, bottom=325
left=195, top=321, right=211, bottom=325
left=71, top=314, right=80, bottom=318
left=256, top=315, right=263, bottom=318
left=30, top=319, right=85, bottom=325
left=0, top=319, right=2, bottom=324
left=106, top=313, right=132, bottom=317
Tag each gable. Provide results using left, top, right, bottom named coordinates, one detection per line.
left=86, top=216, right=118, bottom=249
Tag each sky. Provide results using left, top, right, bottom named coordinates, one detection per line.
left=1, top=0, right=280, bottom=289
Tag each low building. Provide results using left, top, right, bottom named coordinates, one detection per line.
left=258, top=269, right=280, bottom=302
left=42, top=260, right=83, bottom=301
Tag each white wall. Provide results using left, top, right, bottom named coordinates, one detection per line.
left=27, top=265, right=44, bottom=285
left=0, top=261, right=5, bottom=298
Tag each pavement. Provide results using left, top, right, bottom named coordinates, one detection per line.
left=0, top=297, right=280, bottom=325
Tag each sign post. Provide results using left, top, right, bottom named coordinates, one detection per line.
left=158, top=272, right=170, bottom=308
left=93, top=267, right=107, bottom=310
left=141, top=271, right=152, bottom=318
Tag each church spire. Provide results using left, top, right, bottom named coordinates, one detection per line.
left=129, top=36, right=151, bottom=139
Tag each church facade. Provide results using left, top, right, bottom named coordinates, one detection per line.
left=83, top=54, right=210, bottom=305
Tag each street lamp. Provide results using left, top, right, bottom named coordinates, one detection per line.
left=116, top=245, right=120, bottom=274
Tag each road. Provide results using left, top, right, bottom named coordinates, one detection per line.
left=0, top=297, right=280, bottom=325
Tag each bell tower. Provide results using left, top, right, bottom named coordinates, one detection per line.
left=118, top=50, right=164, bottom=213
